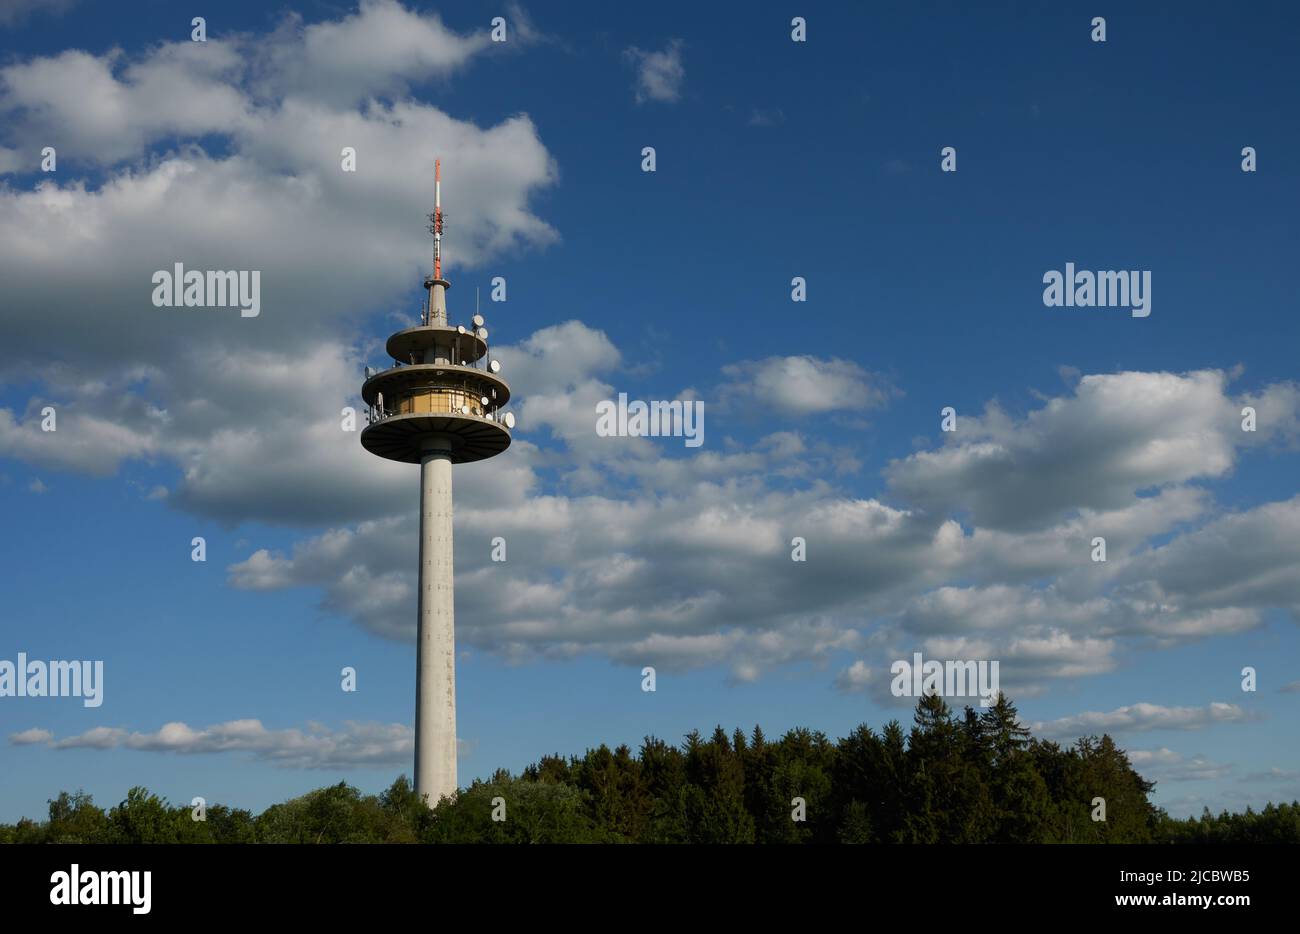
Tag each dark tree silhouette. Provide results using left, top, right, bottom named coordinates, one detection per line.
left=2, top=694, right=1291, bottom=844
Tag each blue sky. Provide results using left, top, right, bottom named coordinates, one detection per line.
left=1, top=0, right=1298, bottom=822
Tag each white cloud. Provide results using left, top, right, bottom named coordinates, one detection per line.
left=1129, top=748, right=1232, bottom=782
left=1127, top=495, right=1300, bottom=616
left=52, top=725, right=125, bottom=749
left=29, top=719, right=420, bottom=769
left=0, top=4, right=557, bottom=524
left=0, top=45, right=249, bottom=164
left=260, top=0, right=492, bottom=106
left=720, top=356, right=894, bottom=417
left=886, top=370, right=1297, bottom=531
left=0, top=398, right=161, bottom=476
left=217, top=362, right=1300, bottom=690
left=623, top=40, right=684, bottom=104
left=0, top=3, right=496, bottom=166
left=897, top=584, right=1105, bottom=636
left=835, top=660, right=873, bottom=693
left=1031, top=702, right=1258, bottom=740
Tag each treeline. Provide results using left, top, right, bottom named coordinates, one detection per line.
left=2, top=694, right=1295, bottom=843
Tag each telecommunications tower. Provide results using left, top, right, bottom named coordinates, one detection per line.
left=360, top=160, right=515, bottom=804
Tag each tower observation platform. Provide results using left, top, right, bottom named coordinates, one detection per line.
left=359, top=278, right=514, bottom=464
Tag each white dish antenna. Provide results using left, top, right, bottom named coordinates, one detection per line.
left=460, top=404, right=470, bottom=415
left=472, top=314, right=485, bottom=327
left=475, top=327, right=488, bottom=340
left=457, top=325, right=466, bottom=334
left=480, top=395, right=490, bottom=405
left=503, top=412, right=516, bottom=429
left=489, top=359, right=501, bottom=373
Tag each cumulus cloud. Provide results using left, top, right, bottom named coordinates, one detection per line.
left=1129, top=748, right=1233, bottom=782
left=215, top=353, right=1300, bottom=690
left=0, top=2, right=557, bottom=525
left=886, top=370, right=1297, bottom=531
left=1125, top=496, right=1300, bottom=618
left=0, top=2, right=499, bottom=163
left=50, top=726, right=125, bottom=749
left=22, top=719, right=419, bottom=769
left=1031, top=702, right=1258, bottom=740
left=257, top=0, right=492, bottom=106
left=228, top=481, right=906, bottom=664
left=0, top=45, right=250, bottom=163
left=0, top=393, right=163, bottom=476
left=719, top=356, right=895, bottom=417
left=835, top=660, right=873, bottom=693
left=623, top=40, right=684, bottom=103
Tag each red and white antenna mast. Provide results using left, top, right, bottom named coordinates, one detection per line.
left=433, top=158, right=443, bottom=280
left=425, top=158, right=449, bottom=325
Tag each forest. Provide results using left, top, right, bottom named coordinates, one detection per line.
left=3, top=694, right=1296, bottom=844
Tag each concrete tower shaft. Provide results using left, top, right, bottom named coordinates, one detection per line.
left=415, top=440, right=456, bottom=801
